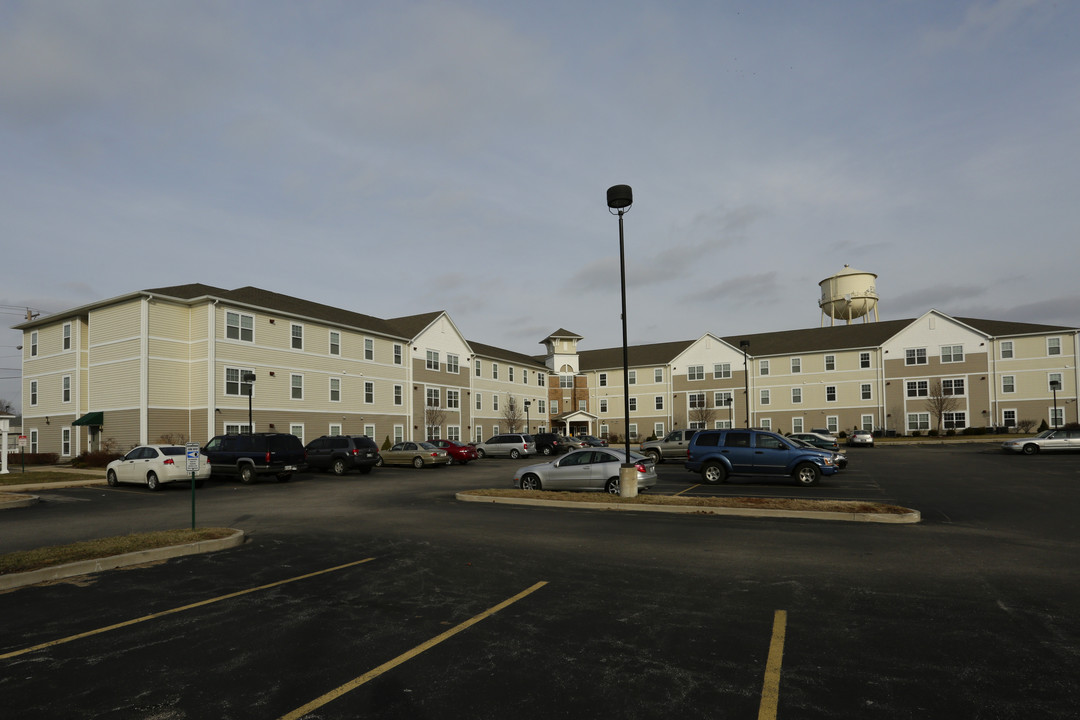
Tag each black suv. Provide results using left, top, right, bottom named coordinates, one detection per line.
left=203, top=433, right=306, bottom=484
left=305, top=435, right=379, bottom=475
left=532, top=432, right=566, bottom=456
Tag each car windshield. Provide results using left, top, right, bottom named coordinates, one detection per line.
left=419, top=442, right=438, bottom=450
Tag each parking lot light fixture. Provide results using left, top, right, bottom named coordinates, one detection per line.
left=1050, top=380, right=1061, bottom=429
left=739, top=340, right=751, bottom=428
left=243, top=373, right=256, bottom=434
left=607, top=184, right=637, bottom=498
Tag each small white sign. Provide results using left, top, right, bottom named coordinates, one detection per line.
left=185, top=442, right=201, bottom=472
left=18, top=435, right=27, bottom=449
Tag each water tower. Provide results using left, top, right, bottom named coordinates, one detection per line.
left=818, top=265, right=879, bottom=326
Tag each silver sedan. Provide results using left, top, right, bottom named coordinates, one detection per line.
left=514, top=448, right=657, bottom=494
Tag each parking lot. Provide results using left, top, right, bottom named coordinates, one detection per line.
left=1, top=444, right=1078, bottom=718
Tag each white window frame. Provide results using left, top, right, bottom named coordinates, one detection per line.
left=392, top=425, right=404, bottom=444
left=493, top=395, right=499, bottom=411
left=791, top=358, right=801, bottom=374
left=475, top=359, right=481, bottom=377
left=654, top=368, right=664, bottom=383
left=447, top=354, right=459, bottom=373
left=30, top=380, right=38, bottom=406
left=1048, top=337, right=1061, bottom=356
left=759, top=360, right=769, bottom=376
left=907, top=413, right=930, bottom=432
left=861, top=383, right=872, bottom=401
left=599, top=373, right=607, bottom=387
left=365, top=337, right=374, bottom=361
left=1001, top=375, right=1015, bottom=394
left=654, top=422, right=665, bottom=437
left=290, top=424, right=305, bottom=444
left=225, top=367, right=255, bottom=397
left=713, top=363, right=731, bottom=379
left=825, top=385, right=837, bottom=402
left=426, top=387, right=440, bottom=408
left=61, top=427, right=71, bottom=456
left=395, top=384, right=403, bottom=406
left=688, top=365, right=704, bottom=381
left=860, top=352, right=870, bottom=369
left=791, top=387, right=802, bottom=404
left=446, top=390, right=460, bottom=409
left=760, top=389, right=770, bottom=405
left=63, top=323, right=72, bottom=351
left=941, top=345, right=964, bottom=363
left=226, top=311, right=254, bottom=342
left=329, top=331, right=340, bottom=356
left=825, top=355, right=836, bottom=371
left=791, top=417, right=804, bottom=433
left=688, top=393, right=705, bottom=409
left=1001, top=409, right=1016, bottom=428
left=30, top=331, right=38, bottom=357
left=1000, top=341, right=1013, bottom=359
left=826, top=416, right=839, bottom=433
left=942, top=378, right=965, bottom=396
left=860, top=414, right=874, bottom=431
left=628, top=397, right=637, bottom=411
left=394, top=344, right=404, bottom=365
left=508, top=367, right=515, bottom=382
left=475, top=392, right=482, bottom=410
left=905, top=348, right=927, bottom=366
left=291, top=374, right=303, bottom=400
left=628, top=370, right=636, bottom=385
left=427, top=350, right=440, bottom=371
left=365, top=381, right=375, bottom=404
left=62, top=375, right=71, bottom=403
left=1048, top=373, right=1063, bottom=392
left=329, top=377, right=341, bottom=402
left=599, top=399, right=608, bottom=413
left=654, top=395, right=663, bottom=411
left=291, top=323, right=303, bottom=350
left=329, top=423, right=342, bottom=437
left=906, top=380, right=929, bottom=398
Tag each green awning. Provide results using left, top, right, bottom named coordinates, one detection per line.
left=72, top=411, right=104, bottom=427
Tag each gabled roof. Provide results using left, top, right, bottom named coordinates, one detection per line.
left=468, top=340, right=550, bottom=368
left=579, top=340, right=695, bottom=371
left=387, top=311, right=448, bottom=339
left=215, top=286, right=404, bottom=338
left=542, top=328, right=583, bottom=342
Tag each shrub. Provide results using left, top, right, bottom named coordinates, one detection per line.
left=1038, top=419, right=1049, bottom=432
left=4, top=452, right=59, bottom=466
left=72, top=450, right=125, bottom=468
left=928, top=429, right=939, bottom=437
left=945, top=429, right=956, bottom=436
left=382, top=435, right=392, bottom=450
left=911, top=431, right=921, bottom=437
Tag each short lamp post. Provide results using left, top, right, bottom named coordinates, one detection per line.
left=739, top=340, right=751, bottom=428
left=607, top=183, right=637, bottom=498
left=524, top=400, right=531, bottom=434
left=725, top=396, right=733, bottom=428
left=243, top=373, right=256, bottom=434
left=1050, top=380, right=1061, bottom=429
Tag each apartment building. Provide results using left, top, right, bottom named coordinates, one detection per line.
left=14, top=285, right=1078, bottom=458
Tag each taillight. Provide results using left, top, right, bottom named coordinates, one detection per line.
left=163, top=458, right=174, bottom=465
left=265, top=451, right=271, bottom=463
left=634, top=462, right=647, bottom=473
left=350, top=448, right=358, bottom=455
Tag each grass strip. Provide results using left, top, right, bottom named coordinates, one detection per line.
left=1, top=471, right=101, bottom=486
left=461, top=489, right=912, bottom=514
left=0, top=528, right=235, bottom=576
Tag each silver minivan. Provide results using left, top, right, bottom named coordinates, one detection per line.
left=475, top=433, right=536, bottom=459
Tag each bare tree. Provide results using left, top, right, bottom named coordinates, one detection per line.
left=924, top=380, right=960, bottom=434
left=424, top=400, right=446, bottom=440
left=502, top=394, right=523, bottom=432
left=689, top=398, right=716, bottom=429
left=0, top=397, right=18, bottom=415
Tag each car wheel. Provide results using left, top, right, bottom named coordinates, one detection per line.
left=277, top=473, right=291, bottom=482
left=647, top=450, right=661, bottom=464
left=146, top=472, right=161, bottom=491
left=332, top=458, right=347, bottom=476
left=240, top=465, right=256, bottom=484
left=509, top=449, right=520, bottom=459
left=107, top=470, right=118, bottom=487
left=1022, top=444, right=1039, bottom=455
left=375, top=456, right=384, bottom=467
left=702, top=462, right=727, bottom=485
left=412, top=456, right=425, bottom=469
left=541, top=446, right=552, bottom=456
left=794, top=463, right=821, bottom=486
left=520, top=473, right=542, bottom=490
left=604, top=477, right=620, bottom=495
left=476, top=448, right=486, bottom=458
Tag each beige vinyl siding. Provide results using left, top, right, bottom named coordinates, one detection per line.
left=98, top=409, right=141, bottom=452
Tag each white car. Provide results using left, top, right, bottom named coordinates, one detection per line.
left=514, top=448, right=658, bottom=494
left=106, top=445, right=211, bottom=490
left=1001, top=429, right=1080, bottom=455
left=847, top=430, right=875, bottom=447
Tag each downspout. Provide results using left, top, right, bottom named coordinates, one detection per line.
left=141, top=296, right=150, bottom=444
left=207, top=300, right=218, bottom=440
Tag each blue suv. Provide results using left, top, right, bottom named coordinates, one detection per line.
left=685, top=429, right=838, bottom=486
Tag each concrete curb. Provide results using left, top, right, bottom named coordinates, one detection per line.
left=456, top=492, right=921, bottom=524
left=0, top=493, right=38, bottom=510
left=0, top=479, right=106, bottom=492
left=0, top=529, right=247, bottom=591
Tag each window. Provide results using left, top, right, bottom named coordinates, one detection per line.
left=427, top=350, right=440, bottom=370
left=330, top=378, right=341, bottom=402
left=791, top=358, right=801, bottom=374
left=826, top=386, right=836, bottom=402
left=578, top=400, right=586, bottom=411
left=504, top=367, right=512, bottom=382
left=941, top=345, right=963, bottom=363
left=365, top=381, right=374, bottom=404
left=475, top=359, right=481, bottom=376
left=492, top=363, right=499, bottom=380
left=826, top=416, right=839, bottom=433
left=30, top=331, right=37, bottom=356
left=522, top=370, right=528, bottom=384
left=861, top=383, right=872, bottom=401
left=1000, top=341, right=1013, bottom=359
left=225, top=368, right=255, bottom=396
left=493, top=395, right=499, bottom=411
left=30, top=380, right=37, bottom=406
left=942, top=412, right=966, bottom=430
left=395, top=425, right=405, bottom=444
left=394, top=344, right=403, bottom=365
left=792, top=417, right=804, bottom=433
left=537, top=399, right=545, bottom=413
left=760, top=389, right=770, bottom=405
left=560, top=375, right=573, bottom=388
left=1001, top=375, right=1015, bottom=393
left=628, top=370, right=636, bottom=384
left=474, top=392, right=483, bottom=410
left=364, top=424, right=375, bottom=438
left=30, top=429, right=38, bottom=453
left=62, top=375, right=71, bottom=403
left=942, top=379, right=965, bottom=396
left=688, top=365, right=704, bottom=381
left=291, top=374, right=303, bottom=400
left=537, top=373, right=546, bottom=387
left=62, top=323, right=71, bottom=350
left=654, top=423, right=665, bottom=437
left=905, top=348, right=927, bottom=365
left=475, top=426, right=483, bottom=443
left=759, top=419, right=772, bottom=431
left=1002, top=409, right=1016, bottom=428
left=629, top=423, right=638, bottom=439
left=791, top=388, right=802, bottom=404
left=906, top=380, right=929, bottom=397
left=395, top=385, right=403, bottom=406
left=599, top=373, right=607, bottom=387
left=655, top=396, right=664, bottom=410
left=551, top=401, right=558, bottom=414
left=655, top=368, right=664, bottom=383
left=329, top=423, right=342, bottom=437
left=688, top=393, right=705, bottom=409
left=713, top=363, right=731, bottom=379
left=291, top=324, right=303, bottom=350
left=759, top=360, right=769, bottom=376
left=1048, top=373, right=1063, bottom=391
left=61, top=427, right=71, bottom=456
left=1051, top=406, right=1065, bottom=426
left=226, top=312, right=254, bottom=342
left=861, top=414, right=874, bottom=431
left=447, top=390, right=460, bottom=409
left=628, top=397, right=637, bottom=411
left=600, top=399, right=608, bottom=413
left=426, top=388, right=440, bottom=408
left=447, top=426, right=461, bottom=442
left=427, top=426, right=441, bottom=441
left=365, top=338, right=374, bottom=360
left=860, top=352, right=871, bottom=369
left=290, top=424, right=305, bottom=444
left=825, top=355, right=836, bottom=371
left=688, top=421, right=706, bottom=430
left=329, top=331, right=340, bottom=356
left=1048, top=337, right=1061, bottom=356
left=714, top=391, right=732, bottom=407
left=907, top=413, right=930, bottom=432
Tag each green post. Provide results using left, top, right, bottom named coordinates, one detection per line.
left=191, top=472, right=196, bottom=529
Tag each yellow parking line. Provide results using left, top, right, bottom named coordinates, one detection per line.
left=0, top=558, right=375, bottom=661
left=279, top=581, right=549, bottom=720
left=672, top=484, right=700, bottom=496
left=758, top=610, right=787, bottom=720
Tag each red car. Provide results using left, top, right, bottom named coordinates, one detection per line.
left=428, top=440, right=479, bottom=464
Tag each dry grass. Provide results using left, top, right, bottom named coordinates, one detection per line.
left=0, top=528, right=236, bottom=576
left=0, top=471, right=101, bottom=486
left=461, top=488, right=913, bottom=515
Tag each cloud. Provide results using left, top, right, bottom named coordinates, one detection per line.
left=684, top=272, right=781, bottom=304
left=921, top=0, right=1045, bottom=53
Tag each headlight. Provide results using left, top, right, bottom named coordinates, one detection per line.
left=822, top=457, right=833, bottom=466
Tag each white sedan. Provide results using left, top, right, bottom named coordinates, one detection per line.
left=106, top=445, right=211, bottom=490
left=514, top=448, right=658, bottom=494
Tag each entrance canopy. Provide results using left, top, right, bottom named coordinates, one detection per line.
left=72, top=411, right=104, bottom=427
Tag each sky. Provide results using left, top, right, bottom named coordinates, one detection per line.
left=2, top=0, right=1079, bottom=411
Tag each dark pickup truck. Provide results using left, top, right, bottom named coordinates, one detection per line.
left=203, top=432, right=306, bottom=483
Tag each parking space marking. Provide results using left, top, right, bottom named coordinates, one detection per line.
left=672, top=483, right=700, bottom=496
left=758, top=610, right=787, bottom=720
left=279, top=580, right=549, bottom=720
left=0, top=558, right=375, bottom=661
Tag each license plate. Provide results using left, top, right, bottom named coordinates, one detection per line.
left=284, top=465, right=297, bottom=471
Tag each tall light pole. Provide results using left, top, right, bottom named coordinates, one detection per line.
left=243, top=372, right=256, bottom=435
left=725, top=396, right=733, bottom=428
left=1050, top=379, right=1061, bottom=429
left=739, top=340, right=751, bottom=428
left=524, top=400, right=531, bottom=434
left=608, top=184, right=636, bottom=498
